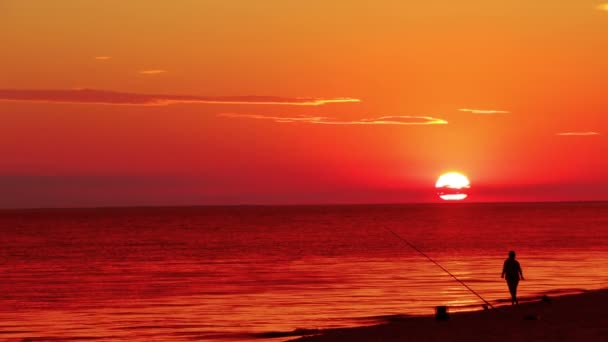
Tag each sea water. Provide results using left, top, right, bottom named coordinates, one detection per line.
left=1, top=202, right=607, bottom=341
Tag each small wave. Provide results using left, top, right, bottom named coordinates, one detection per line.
left=111, top=323, right=212, bottom=331
left=250, top=328, right=321, bottom=339
left=20, top=336, right=118, bottom=341
left=354, top=313, right=415, bottom=324
left=492, top=289, right=587, bottom=305
left=541, top=288, right=588, bottom=296
left=0, top=330, right=32, bottom=335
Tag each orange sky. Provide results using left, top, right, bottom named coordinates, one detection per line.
left=1, top=0, right=607, bottom=207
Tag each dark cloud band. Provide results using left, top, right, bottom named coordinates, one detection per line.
left=0, top=89, right=360, bottom=106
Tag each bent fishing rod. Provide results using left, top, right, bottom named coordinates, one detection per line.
left=384, top=226, right=494, bottom=309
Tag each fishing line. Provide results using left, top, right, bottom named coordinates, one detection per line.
left=384, top=226, right=494, bottom=309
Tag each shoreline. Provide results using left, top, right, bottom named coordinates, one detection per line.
left=284, top=289, right=608, bottom=342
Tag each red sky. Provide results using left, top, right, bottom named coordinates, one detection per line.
left=1, top=1, right=607, bottom=208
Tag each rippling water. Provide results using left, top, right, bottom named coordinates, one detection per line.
left=1, top=203, right=607, bottom=341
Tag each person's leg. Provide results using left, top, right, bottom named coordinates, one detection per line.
left=513, top=281, right=519, bottom=305
left=507, top=280, right=517, bottom=305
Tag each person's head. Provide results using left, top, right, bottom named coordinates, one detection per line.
left=508, top=250, right=516, bottom=259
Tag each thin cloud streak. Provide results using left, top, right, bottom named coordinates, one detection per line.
left=459, top=108, right=510, bottom=114
left=556, top=132, right=600, bottom=136
left=0, top=89, right=360, bottom=106
left=139, top=70, right=167, bottom=74
left=94, top=56, right=112, bottom=60
left=219, top=113, right=448, bottom=125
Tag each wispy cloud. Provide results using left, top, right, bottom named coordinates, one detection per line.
left=0, top=89, right=361, bottom=106
left=139, top=69, right=167, bottom=75
left=94, top=56, right=112, bottom=60
left=219, top=113, right=448, bottom=125
left=556, top=132, right=600, bottom=136
left=459, top=108, right=510, bottom=114
left=597, top=3, right=608, bottom=11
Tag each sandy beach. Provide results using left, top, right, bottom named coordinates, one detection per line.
left=289, top=289, right=608, bottom=342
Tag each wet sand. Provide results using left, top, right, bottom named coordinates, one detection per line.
left=288, top=289, right=608, bottom=342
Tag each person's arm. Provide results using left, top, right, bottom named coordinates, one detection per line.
left=519, top=264, right=524, bottom=280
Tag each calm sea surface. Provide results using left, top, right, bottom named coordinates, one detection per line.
left=1, top=203, right=607, bottom=341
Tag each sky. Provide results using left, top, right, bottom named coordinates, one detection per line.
left=1, top=0, right=607, bottom=208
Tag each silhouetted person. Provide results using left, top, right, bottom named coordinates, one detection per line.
left=501, top=250, right=524, bottom=305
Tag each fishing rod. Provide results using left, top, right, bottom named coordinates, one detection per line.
left=384, top=226, right=494, bottom=309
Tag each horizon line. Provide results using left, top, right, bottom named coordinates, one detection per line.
left=1, top=199, right=607, bottom=211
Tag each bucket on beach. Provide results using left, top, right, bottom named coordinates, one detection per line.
left=435, top=306, right=449, bottom=320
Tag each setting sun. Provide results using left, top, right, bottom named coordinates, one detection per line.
left=436, top=172, right=470, bottom=201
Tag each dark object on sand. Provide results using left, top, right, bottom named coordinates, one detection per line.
left=541, top=295, right=552, bottom=303
left=435, top=306, right=450, bottom=320
left=524, top=313, right=540, bottom=320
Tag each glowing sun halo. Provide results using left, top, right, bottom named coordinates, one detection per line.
left=436, top=172, right=470, bottom=201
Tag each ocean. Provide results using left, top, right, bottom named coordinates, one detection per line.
left=1, top=202, right=607, bottom=341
